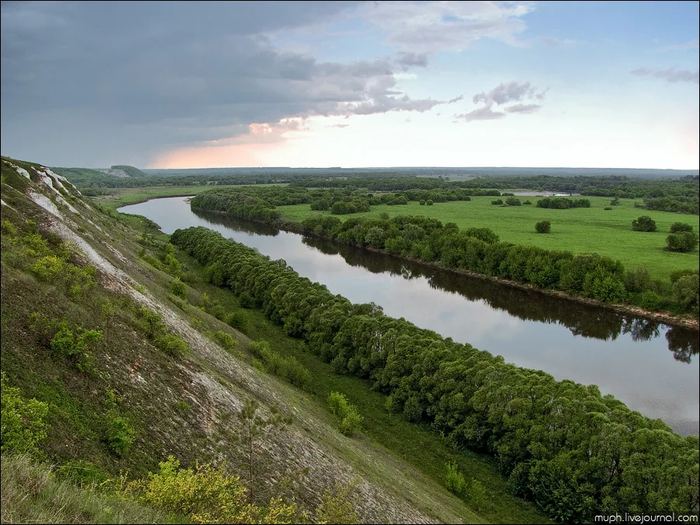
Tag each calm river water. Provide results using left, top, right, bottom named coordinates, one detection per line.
left=119, top=197, right=699, bottom=435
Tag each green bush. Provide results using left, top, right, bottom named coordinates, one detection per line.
left=105, top=413, right=135, bottom=456
left=491, top=199, right=503, bottom=205
left=170, top=278, right=186, bottom=298
left=426, top=200, right=434, bottom=206
left=155, top=334, right=189, bottom=358
left=1, top=372, right=49, bottom=455
left=666, top=231, right=698, bottom=253
left=445, top=461, right=467, bottom=497
left=535, top=220, right=551, bottom=234
left=670, top=222, right=693, bottom=233
left=226, top=311, right=251, bottom=335
left=631, top=216, right=656, bottom=232
left=505, top=197, right=522, bottom=206
left=212, top=330, right=238, bottom=351
left=327, top=392, right=362, bottom=436
left=672, top=275, right=699, bottom=312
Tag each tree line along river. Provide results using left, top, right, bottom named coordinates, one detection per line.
left=119, top=196, right=699, bottom=435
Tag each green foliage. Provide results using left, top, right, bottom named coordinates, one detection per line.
left=142, top=253, right=165, bottom=271
left=672, top=275, right=699, bottom=312
left=535, top=220, right=551, bottom=234
left=632, top=215, right=657, bottom=232
left=445, top=461, right=467, bottom=497
left=666, top=231, right=698, bottom=252
left=226, top=310, right=251, bottom=335
left=170, top=278, right=186, bottom=298
left=212, top=330, right=238, bottom=351
left=249, top=340, right=312, bottom=391
left=426, top=199, right=434, bottom=206
left=105, top=413, right=135, bottom=456
left=491, top=199, right=503, bottom=205
left=536, top=197, right=591, bottom=209
left=1, top=454, right=178, bottom=524
left=316, top=480, right=360, bottom=524
left=505, top=197, right=522, bottom=206
left=57, top=459, right=110, bottom=486
left=327, top=392, right=363, bottom=436
left=1, top=372, right=49, bottom=455
left=155, top=334, right=189, bottom=359
left=29, top=314, right=103, bottom=374
left=670, top=222, right=693, bottom=233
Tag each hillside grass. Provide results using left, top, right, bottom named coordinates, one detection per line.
left=2, top=167, right=513, bottom=523
left=1, top=454, right=184, bottom=524
left=278, top=196, right=700, bottom=281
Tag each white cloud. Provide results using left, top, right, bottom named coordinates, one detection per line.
left=359, top=1, right=535, bottom=54
left=631, top=67, right=699, bottom=84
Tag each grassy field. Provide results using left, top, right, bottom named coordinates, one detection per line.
left=278, top=196, right=699, bottom=282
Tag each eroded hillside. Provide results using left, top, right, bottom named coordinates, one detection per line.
left=1, top=156, right=484, bottom=524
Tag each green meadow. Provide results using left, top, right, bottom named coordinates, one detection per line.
left=278, top=196, right=699, bottom=282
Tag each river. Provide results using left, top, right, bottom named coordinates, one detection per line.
left=119, top=196, right=699, bottom=435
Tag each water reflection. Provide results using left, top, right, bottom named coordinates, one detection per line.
left=300, top=235, right=699, bottom=354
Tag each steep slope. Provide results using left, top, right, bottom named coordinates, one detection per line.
left=1, top=155, right=483, bottom=523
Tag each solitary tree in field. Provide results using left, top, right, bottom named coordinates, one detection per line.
left=535, top=220, right=551, bottom=234
left=632, top=216, right=657, bottom=232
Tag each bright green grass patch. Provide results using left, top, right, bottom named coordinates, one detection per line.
left=278, top=196, right=699, bottom=282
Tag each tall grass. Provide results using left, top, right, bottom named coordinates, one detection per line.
left=0, top=454, right=183, bottom=524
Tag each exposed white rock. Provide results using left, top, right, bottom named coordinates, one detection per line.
left=5, top=161, right=31, bottom=180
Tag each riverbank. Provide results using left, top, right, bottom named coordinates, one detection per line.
left=194, top=207, right=699, bottom=331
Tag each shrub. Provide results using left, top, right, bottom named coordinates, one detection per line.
left=226, top=311, right=251, bottom=334
left=212, top=330, right=238, bottom=351
left=631, top=216, right=657, bottom=232
left=672, top=275, right=699, bottom=312
left=445, top=461, right=467, bottom=497
left=523, top=200, right=532, bottom=205
left=426, top=200, right=434, bottom=206
left=604, top=207, right=613, bottom=211
left=170, top=278, right=186, bottom=298
left=535, top=220, right=551, bottom=234
left=327, top=392, right=362, bottom=436
left=1, top=372, right=49, bottom=455
left=419, top=200, right=425, bottom=205
left=155, top=334, right=189, bottom=358
left=670, top=222, right=693, bottom=233
left=638, top=290, right=662, bottom=311
left=105, top=414, right=135, bottom=456
left=505, top=197, right=522, bottom=206
left=666, top=231, right=698, bottom=253
left=491, top=199, right=503, bottom=205
left=118, top=455, right=301, bottom=524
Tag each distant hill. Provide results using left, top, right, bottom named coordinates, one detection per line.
left=108, top=165, right=148, bottom=178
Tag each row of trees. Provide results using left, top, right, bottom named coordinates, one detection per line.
left=294, top=214, right=698, bottom=313
left=191, top=188, right=698, bottom=313
left=170, top=226, right=699, bottom=523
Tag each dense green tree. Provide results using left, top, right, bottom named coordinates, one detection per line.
left=631, top=216, right=657, bottom=232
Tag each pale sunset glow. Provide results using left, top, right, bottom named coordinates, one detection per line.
left=1, top=1, right=698, bottom=170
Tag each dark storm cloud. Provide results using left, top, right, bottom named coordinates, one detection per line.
left=0, top=1, right=448, bottom=166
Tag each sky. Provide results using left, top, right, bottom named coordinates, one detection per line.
left=1, top=1, right=698, bottom=170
